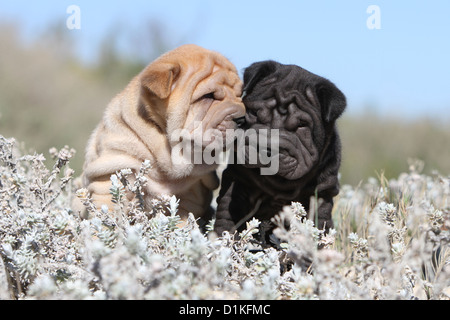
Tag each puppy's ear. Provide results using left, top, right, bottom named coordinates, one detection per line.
left=243, top=60, right=278, bottom=96
left=310, top=80, right=346, bottom=123
left=141, top=62, right=181, bottom=100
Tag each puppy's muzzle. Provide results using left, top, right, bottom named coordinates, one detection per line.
left=233, top=116, right=246, bottom=128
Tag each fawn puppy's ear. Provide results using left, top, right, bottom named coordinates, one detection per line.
left=140, top=61, right=181, bottom=100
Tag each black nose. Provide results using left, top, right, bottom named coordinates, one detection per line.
left=233, top=116, right=246, bottom=128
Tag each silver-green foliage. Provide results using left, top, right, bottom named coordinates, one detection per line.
left=0, top=135, right=449, bottom=300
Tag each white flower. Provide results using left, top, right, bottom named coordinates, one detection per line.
left=290, top=201, right=307, bottom=218
left=120, top=168, right=132, bottom=176
left=101, top=204, right=109, bottom=214
left=169, top=195, right=179, bottom=216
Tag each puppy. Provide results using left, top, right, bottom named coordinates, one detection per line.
left=74, top=44, right=245, bottom=221
left=214, top=60, right=346, bottom=235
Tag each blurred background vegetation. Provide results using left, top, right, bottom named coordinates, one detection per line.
left=0, top=21, right=448, bottom=186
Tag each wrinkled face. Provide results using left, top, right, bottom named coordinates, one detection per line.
left=140, top=44, right=245, bottom=153
left=242, top=61, right=346, bottom=180
left=139, top=45, right=245, bottom=170
left=183, top=64, right=245, bottom=149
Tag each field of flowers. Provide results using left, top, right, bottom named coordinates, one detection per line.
left=0, top=135, right=448, bottom=300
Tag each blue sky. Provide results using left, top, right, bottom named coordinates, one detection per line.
left=1, top=0, right=450, bottom=119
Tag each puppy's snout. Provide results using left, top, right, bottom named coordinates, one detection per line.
left=233, top=116, right=246, bottom=128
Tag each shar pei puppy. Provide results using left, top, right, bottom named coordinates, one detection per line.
left=214, top=60, right=346, bottom=236
left=74, top=44, right=245, bottom=222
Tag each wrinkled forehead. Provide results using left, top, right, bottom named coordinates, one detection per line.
left=157, top=45, right=242, bottom=96
left=184, top=52, right=242, bottom=95
left=211, top=63, right=242, bottom=90
left=188, top=50, right=239, bottom=81
left=191, top=66, right=242, bottom=101
left=247, top=65, right=319, bottom=99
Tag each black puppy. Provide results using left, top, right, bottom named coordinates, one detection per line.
left=214, top=60, right=346, bottom=236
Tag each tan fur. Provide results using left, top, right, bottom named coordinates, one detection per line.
left=74, top=44, right=245, bottom=220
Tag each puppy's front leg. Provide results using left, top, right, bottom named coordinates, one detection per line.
left=316, top=197, right=334, bottom=232
left=214, top=168, right=251, bottom=236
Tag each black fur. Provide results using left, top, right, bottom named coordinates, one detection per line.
left=215, top=60, right=346, bottom=236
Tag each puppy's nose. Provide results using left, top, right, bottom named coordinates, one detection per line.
left=233, top=116, right=246, bottom=128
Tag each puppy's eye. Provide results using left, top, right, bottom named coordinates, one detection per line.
left=200, top=92, right=215, bottom=101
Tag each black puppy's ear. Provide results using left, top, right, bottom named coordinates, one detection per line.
left=312, top=80, right=346, bottom=123
left=243, top=60, right=278, bottom=96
